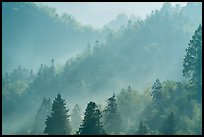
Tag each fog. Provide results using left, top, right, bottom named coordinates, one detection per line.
left=2, top=2, right=202, bottom=135
left=36, top=2, right=187, bottom=28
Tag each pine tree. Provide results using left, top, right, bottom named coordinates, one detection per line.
left=137, top=120, right=149, bottom=135
left=162, top=112, right=176, bottom=135
left=103, top=93, right=122, bottom=134
left=50, top=59, right=55, bottom=75
left=77, top=101, right=106, bottom=135
left=31, top=97, right=52, bottom=135
left=48, top=59, right=55, bottom=84
left=44, top=94, right=72, bottom=135
left=71, top=104, right=82, bottom=133
left=183, top=25, right=202, bottom=102
left=150, top=79, right=162, bottom=102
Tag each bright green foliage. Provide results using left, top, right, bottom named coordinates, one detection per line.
left=44, top=94, right=72, bottom=135
left=77, top=101, right=106, bottom=135
left=103, top=93, right=122, bottom=134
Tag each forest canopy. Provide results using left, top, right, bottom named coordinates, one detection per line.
left=2, top=2, right=202, bottom=135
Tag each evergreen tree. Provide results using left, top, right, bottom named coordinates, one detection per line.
left=183, top=25, right=202, bottom=102
left=47, top=59, right=55, bottom=86
left=31, top=97, right=51, bottom=135
left=50, top=59, right=55, bottom=76
left=77, top=101, right=106, bottom=135
left=103, top=93, right=122, bottom=134
left=71, top=104, right=82, bottom=133
left=150, top=79, right=162, bottom=102
left=44, top=94, right=72, bottom=135
left=137, top=120, right=149, bottom=135
left=162, top=112, right=176, bottom=135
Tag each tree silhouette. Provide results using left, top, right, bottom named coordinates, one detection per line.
left=103, top=93, right=122, bottom=134
left=77, top=101, right=106, bottom=135
left=150, top=79, right=162, bottom=102
left=137, top=120, right=149, bottom=135
left=183, top=24, right=202, bottom=102
left=44, top=94, right=72, bottom=135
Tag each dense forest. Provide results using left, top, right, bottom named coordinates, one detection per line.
left=2, top=2, right=202, bottom=135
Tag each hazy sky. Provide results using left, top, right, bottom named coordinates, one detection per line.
left=35, top=2, right=187, bottom=28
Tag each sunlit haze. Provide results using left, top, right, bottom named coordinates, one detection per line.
left=2, top=2, right=201, bottom=135
left=35, top=2, right=187, bottom=28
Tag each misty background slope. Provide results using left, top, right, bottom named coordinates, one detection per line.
left=2, top=2, right=202, bottom=135
left=2, top=2, right=110, bottom=73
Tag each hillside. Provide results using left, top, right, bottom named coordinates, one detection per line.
left=2, top=2, right=109, bottom=73
left=2, top=2, right=202, bottom=135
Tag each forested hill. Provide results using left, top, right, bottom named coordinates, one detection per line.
left=3, top=2, right=202, bottom=102
left=2, top=2, right=202, bottom=135
left=25, top=2, right=202, bottom=98
left=2, top=2, right=110, bottom=73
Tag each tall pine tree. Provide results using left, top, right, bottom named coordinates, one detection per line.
left=183, top=24, right=202, bottom=102
left=103, top=93, right=122, bottom=134
left=150, top=79, right=162, bottom=102
left=44, top=94, right=72, bottom=135
left=77, top=101, right=106, bottom=135
left=137, top=120, right=149, bottom=135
